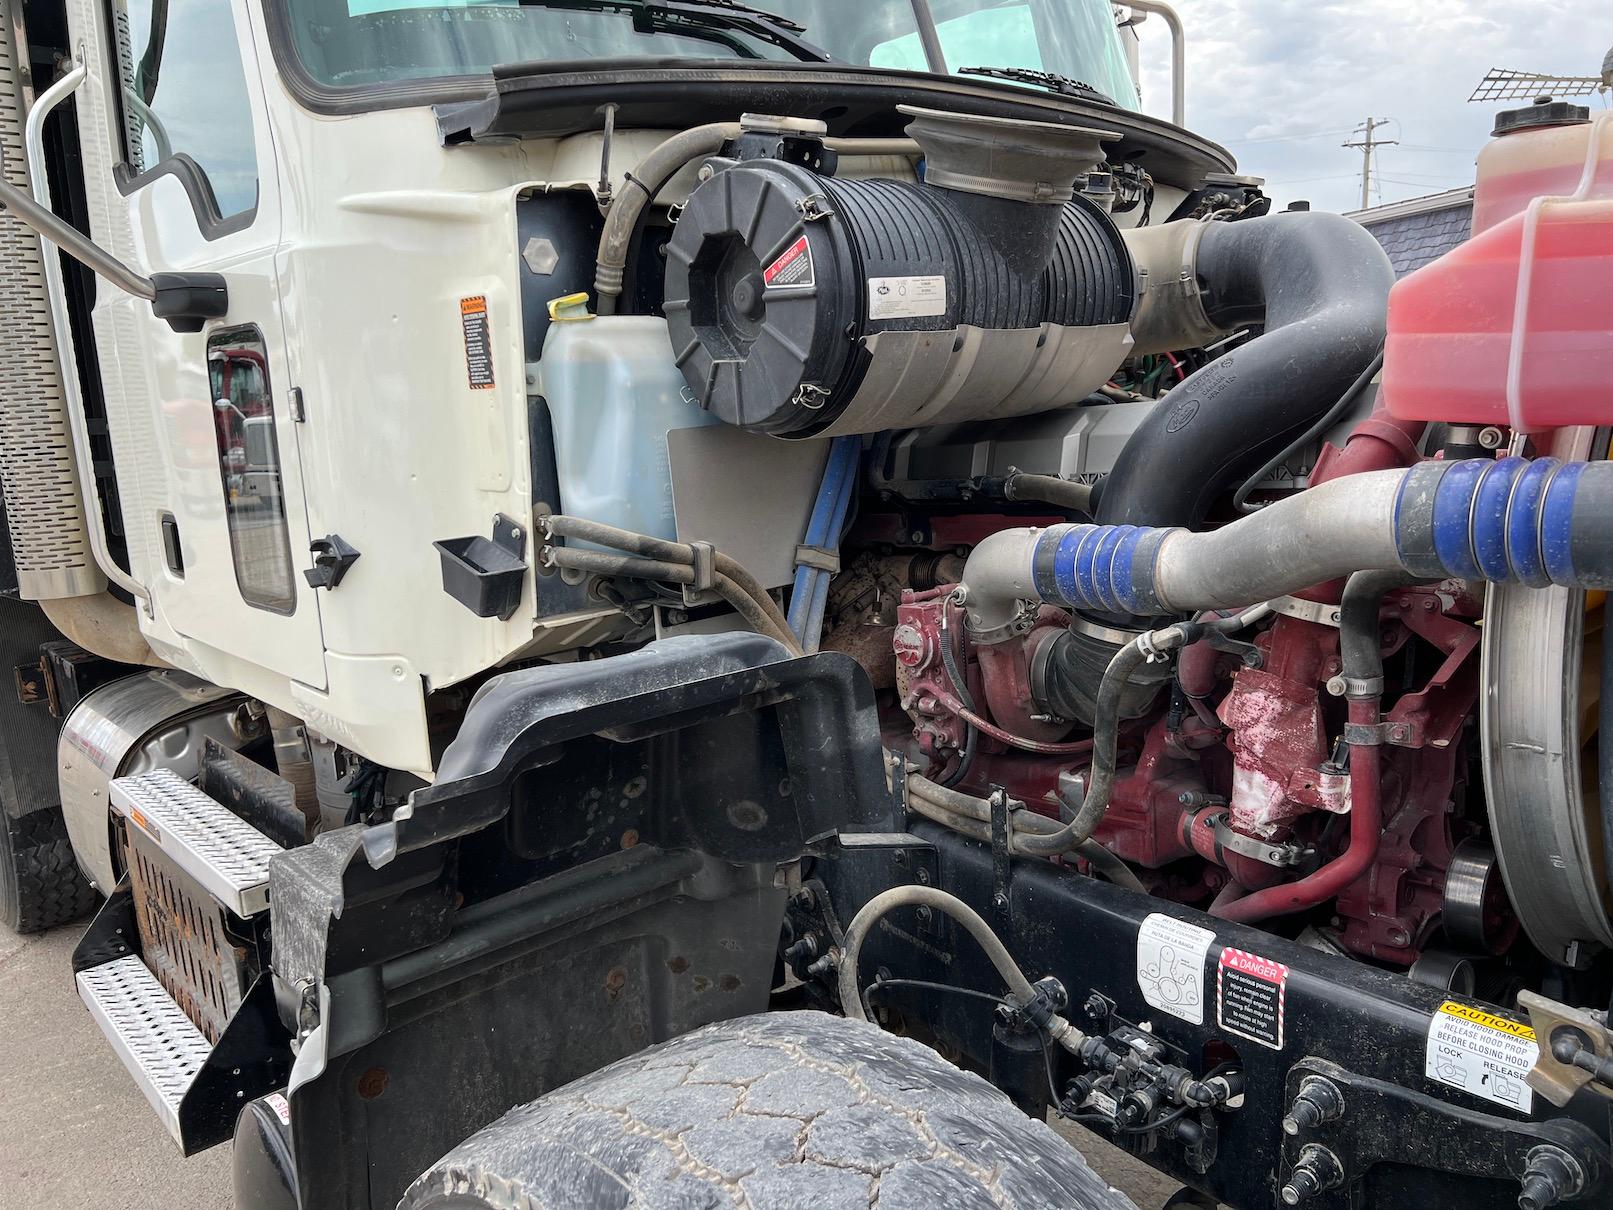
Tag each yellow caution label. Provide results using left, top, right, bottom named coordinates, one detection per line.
left=1436, top=1000, right=1536, bottom=1041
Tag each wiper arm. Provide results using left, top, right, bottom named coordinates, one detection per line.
left=648, top=0, right=804, bottom=35
left=958, top=65, right=1112, bottom=105
left=631, top=0, right=833, bottom=61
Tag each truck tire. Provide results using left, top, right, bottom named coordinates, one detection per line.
left=0, top=806, right=97, bottom=934
left=400, top=1010, right=1135, bottom=1210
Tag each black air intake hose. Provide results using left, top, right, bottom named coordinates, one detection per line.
left=1098, top=211, right=1394, bottom=527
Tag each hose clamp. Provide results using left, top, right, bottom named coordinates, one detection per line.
left=1343, top=719, right=1416, bottom=747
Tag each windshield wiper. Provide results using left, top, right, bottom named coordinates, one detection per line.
left=630, top=0, right=832, bottom=60
left=647, top=0, right=804, bottom=35
left=958, top=65, right=1112, bottom=106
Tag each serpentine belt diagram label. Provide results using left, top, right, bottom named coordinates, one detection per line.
left=460, top=295, right=495, bottom=390
left=868, top=275, right=947, bottom=320
left=1217, top=948, right=1288, bottom=1050
left=1137, top=913, right=1215, bottom=1024
left=1425, top=1000, right=1538, bottom=1113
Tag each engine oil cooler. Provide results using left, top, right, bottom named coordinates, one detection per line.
left=663, top=107, right=1137, bottom=438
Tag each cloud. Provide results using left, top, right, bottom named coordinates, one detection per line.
left=1132, top=0, right=1612, bottom=212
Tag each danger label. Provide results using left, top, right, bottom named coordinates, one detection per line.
left=1137, top=913, right=1215, bottom=1025
left=1425, top=1000, right=1538, bottom=1113
left=763, top=236, right=815, bottom=288
left=1217, top=948, right=1287, bottom=1050
left=460, top=295, right=495, bottom=390
left=868, top=274, right=947, bottom=320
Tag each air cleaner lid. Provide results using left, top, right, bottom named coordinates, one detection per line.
left=663, top=160, right=858, bottom=434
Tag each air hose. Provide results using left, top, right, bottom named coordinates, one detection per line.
left=837, top=884, right=1085, bottom=1053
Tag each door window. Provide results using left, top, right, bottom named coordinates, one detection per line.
left=208, top=329, right=296, bottom=612
left=111, top=0, right=260, bottom=221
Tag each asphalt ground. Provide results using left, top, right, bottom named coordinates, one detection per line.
left=0, top=922, right=1192, bottom=1210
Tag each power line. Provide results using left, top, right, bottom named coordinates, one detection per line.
left=1344, top=116, right=1399, bottom=211
left=1222, top=127, right=1356, bottom=146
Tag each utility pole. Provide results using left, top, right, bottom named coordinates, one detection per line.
left=1344, top=117, right=1398, bottom=210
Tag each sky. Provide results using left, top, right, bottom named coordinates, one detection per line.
left=1130, top=0, right=1613, bottom=214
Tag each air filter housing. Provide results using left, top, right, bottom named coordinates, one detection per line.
left=663, top=107, right=1137, bottom=438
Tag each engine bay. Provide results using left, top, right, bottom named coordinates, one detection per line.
left=511, top=103, right=1613, bottom=1016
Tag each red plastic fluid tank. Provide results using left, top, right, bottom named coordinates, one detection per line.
left=1474, top=98, right=1600, bottom=233
left=1383, top=110, right=1613, bottom=430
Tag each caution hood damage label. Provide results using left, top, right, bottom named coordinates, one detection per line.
left=1425, top=1000, right=1538, bottom=1113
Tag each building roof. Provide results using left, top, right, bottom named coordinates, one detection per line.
left=1347, top=186, right=1475, bottom=278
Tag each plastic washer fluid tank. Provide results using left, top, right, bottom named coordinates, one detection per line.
left=1383, top=112, right=1613, bottom=431
left=536, top=298, right=719, bottom=543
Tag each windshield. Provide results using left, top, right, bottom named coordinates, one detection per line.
left=279, top=0, right=1140, bottom=111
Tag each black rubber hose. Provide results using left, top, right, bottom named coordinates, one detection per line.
left=1338, top=569, right=1419, bottom=698
left=1097, top=211, right=1394, bottom=527
left=1231, top=349, right=1385, bottom=514
left=1014, top=626, right=1194, bottom=856
left=1076, top=839, right=1147, bottom=893
left=1004, top=470, right=1096, bottom=515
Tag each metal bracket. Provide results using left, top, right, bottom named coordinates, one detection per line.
left=1280, top=1058, right=1605, bottom=1209
left=1343, top=719, right=1417, bottom=748
left=1268, top=595, right=1343, bottom=628
left=989, top=786, right=1012, bottom=923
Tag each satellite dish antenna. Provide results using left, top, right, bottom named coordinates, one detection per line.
left=1469, top=49, right=1610, bottom=102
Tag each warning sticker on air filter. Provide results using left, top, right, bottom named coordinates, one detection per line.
left=1217, top=948, right=1287, bottom=1050
left=1425, top=1000, right=1538, bottom=1113
left=868, top=275, right=947, bottom=320
left=764, top=235, right=815, bottom=288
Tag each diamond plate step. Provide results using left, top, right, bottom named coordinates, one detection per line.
left=76, top=955, right=211, bottom=1144
left=111, top=768, right=280, bottom=916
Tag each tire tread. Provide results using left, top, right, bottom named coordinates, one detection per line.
left=401, top=1010, right=1135, bottom=1210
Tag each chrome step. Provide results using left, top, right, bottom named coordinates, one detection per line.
left=110, top=768, right=279, bottom=916
left=76, top=955, right=211, bottom=1144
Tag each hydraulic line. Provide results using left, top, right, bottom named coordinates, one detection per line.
left=594, top=123, right=741, bottom=314
left=836, top=884, right=1084, bottom=1052
left=902, top=778, right=1145, bottom=892
left=543, top=514, right=794, bottom=643
left=542, top=545, right=802, bottom=655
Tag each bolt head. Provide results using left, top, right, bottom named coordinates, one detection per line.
left=522, top=236, right=560, bottom=275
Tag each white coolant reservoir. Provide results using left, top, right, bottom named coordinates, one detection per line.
left=536, top=296, right=719, bottom=541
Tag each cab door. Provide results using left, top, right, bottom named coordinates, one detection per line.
left=76, top=0, right=326, bottom=689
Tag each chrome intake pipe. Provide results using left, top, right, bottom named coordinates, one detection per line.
left=961, top=457, right=1613, bottom=637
